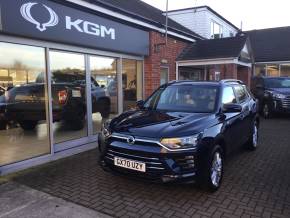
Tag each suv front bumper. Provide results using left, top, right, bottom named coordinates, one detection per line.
left=98, top=134, right=198, bottom=183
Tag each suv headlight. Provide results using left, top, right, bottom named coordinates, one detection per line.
left=160, top=135, right=199, bottom=150
left=272, top=93, right=286, bottom=99
left=101, top=119, right=112, bottom=138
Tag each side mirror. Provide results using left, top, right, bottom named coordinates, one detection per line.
left=136, top=100, right=145, bottom=109
left=222, top=103, right=242, bottom=113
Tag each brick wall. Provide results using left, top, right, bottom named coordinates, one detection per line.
left=144, top=31, right=190, bottom=98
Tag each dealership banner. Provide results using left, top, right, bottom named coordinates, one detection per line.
left=0, top=0, right=149, bottom=55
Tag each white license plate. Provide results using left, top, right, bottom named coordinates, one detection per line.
left=72, top=90, right=81, bottom=97
left=114, top=157, right=146, bottom=172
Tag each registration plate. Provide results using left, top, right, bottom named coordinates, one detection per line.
left=114, top=157, right=146, bottom=172
left=72, top=90, right=81, bottom=97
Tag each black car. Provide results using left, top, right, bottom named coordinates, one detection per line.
left=251, top=76, right=290, bottom=118
left=98, top=80, right=259, bottom=191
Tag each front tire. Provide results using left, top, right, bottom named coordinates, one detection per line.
left=198, top=145, right=224, bottom=192
left=262, top=103, right=272, bottom=119
left=99, top=98, right=111, bottom=119
left=19, top=120, right=38, bottom=130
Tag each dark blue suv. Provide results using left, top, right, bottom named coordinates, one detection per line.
left=98, top=80, right=259, bottom=191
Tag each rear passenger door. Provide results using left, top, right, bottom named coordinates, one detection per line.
left=233, top=85, right=251, bottom=144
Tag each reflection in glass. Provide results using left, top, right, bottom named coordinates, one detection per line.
left=123, top=59, right=143, bottom=111
left=0, top=42, right=49, bottom=166
left=266, top=64, right=279, bottom=77
left=90, top=56, right=117, bottom=134
left=255, top=64, right=266, bottom=76
left=160, top=68, right=169, bottom=85
left=49, top=51, right=87, bottom=143
left=280, top=64, right=290, bottom=77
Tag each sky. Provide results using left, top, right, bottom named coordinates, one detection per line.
left=142, top=0, right=290, bottom=31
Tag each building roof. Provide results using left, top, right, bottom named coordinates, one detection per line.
left=167, top=6, right=240, bottom=31
left=81, top=0, right=204, bottom=40
left=245, top=26, right=290, bottom=62
left=177, top=36, right=248, bottom=61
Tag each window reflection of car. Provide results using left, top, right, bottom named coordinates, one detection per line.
left=0, top=85, right=5, bottom=96
left=3, top=72, right=111, bottom=131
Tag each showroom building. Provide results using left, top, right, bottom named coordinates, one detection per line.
left=0, top=0, right=203, bottom=174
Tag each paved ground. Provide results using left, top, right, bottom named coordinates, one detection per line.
left=0, top=182, right=110, bottom=218
left=4, top=118, right=290, bottom=217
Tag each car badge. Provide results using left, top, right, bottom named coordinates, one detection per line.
left=127, top=136, right=136, bottom=145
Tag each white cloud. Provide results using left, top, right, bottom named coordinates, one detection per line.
left=142, top=0, right=290, bottom=30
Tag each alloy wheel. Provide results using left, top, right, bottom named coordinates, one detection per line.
left=253, top=123, right=258, bottom=148
left=210, top=151, right=223, bottom=187
left=263, top=104, right=269, bottom=118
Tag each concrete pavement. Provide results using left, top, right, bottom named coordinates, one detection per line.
left=0, top=182, right=111, bottom=218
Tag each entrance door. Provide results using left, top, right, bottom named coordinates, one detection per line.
left=49, top=50, right=87, bottom=144
left=89, top=56, right=118, bottom=134
left=122, top=59, right=143, bottom=111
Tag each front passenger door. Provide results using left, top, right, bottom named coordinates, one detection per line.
left=221, top=86, right=244, bottom=152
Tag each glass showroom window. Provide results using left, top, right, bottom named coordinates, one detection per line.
left=255, top=64, right=266, bottom=76
left=122, top=59, right=143, bottom=111
left=49, top=51, right=87, bottom=144
left=0, top=42, right=50, bottom=166
left=280, top=64, right=290, bottom=77
left=266, top=64, right=279, bottom=77
left=90, top=56, right=118, bottom=134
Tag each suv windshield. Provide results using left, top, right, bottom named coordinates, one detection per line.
left=144, top=85, right=219, bottom=113
left=265, top=78, right=290, bottom=88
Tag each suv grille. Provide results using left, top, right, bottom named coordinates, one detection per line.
left=282, top=96, right=290, bottom=108
left=110, top=135, right=160, bottom=147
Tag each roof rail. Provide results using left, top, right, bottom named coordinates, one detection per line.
left=220, top=79, right=244, bottom=84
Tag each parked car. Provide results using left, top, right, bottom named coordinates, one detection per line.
left=0, top=85, right=5, bottom=97
left=98, top=80, right=259, bottom=191
left=251, top=76, right=290, bottom=118
left=4, top=72, right=111, bottom=130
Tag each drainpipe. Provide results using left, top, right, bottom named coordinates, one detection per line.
left=165, top=0, right=168, bottom=45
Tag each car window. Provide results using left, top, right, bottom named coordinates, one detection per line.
left=144, top=85, right=219, bottom=113
left=265, top=78, right=290, bottom=88
left=222, top=86, right=237, bottom=104
left=234, top=85, right=247, bottom=103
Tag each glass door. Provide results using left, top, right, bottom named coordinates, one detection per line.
left=89, top=56, right=118, bottom=134
left=122, top=59, right=143, bottom=111
left=49, top=51, right=87, bottom=144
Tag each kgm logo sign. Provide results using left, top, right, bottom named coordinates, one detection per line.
left=20, top=2, right=116, bottom=40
